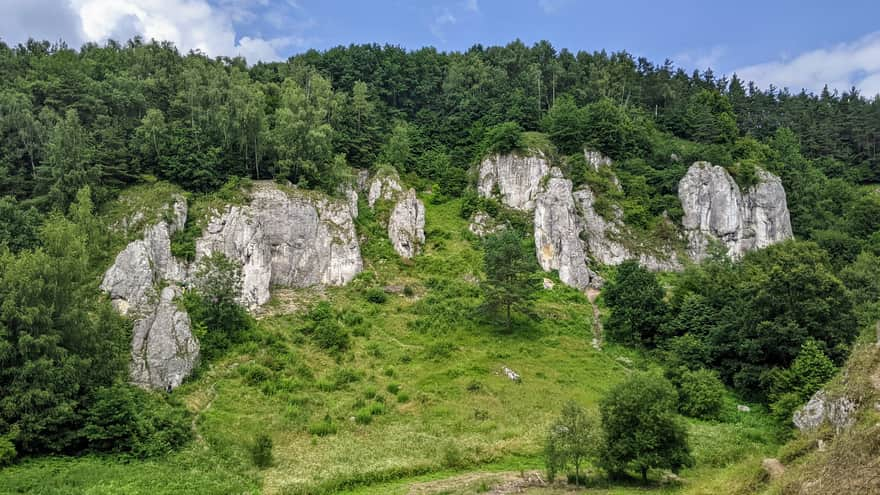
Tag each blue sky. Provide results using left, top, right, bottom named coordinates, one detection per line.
left=3, top=0, right=880, bottom=95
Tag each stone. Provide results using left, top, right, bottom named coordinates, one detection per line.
left=737, top=404, right=751, bottom=413
left=468, top=211, right=500, bottom=237
left=478, top=153, right=550, bottom=211
left=534, top=169, right=601, bottom=289
left=196, top=183, right=363, bottom=308
left=542, top=278, right=555, bottom=290
left=388, top=188, right=426, bottom=259
left=502, top=367, right=522, bottom=382
left=130, top=286, right=198, bottom=391
left=793, top=390, right=857, bottom=432
left=679, top=162, right=793, bottom=261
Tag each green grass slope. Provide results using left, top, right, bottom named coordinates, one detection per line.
left=0, top=194, right=780, bottom=495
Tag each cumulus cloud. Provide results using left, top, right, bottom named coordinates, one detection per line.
left=0, top=0, right=309, bottom=63
left=735, top=32, right=880, bottom=97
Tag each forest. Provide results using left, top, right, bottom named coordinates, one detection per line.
left=1, top=37, right=880, bottom=493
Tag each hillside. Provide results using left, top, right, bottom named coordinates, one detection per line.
left=1, top=38, right=880, bottom=495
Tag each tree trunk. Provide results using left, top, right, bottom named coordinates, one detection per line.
left=641, top=467, right=647, bottom=482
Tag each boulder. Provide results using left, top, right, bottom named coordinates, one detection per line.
left=534, top=168, right=600, bottom=289
left=478, top=153, right=550, bottom=211
left=679, top=162, right=793, bottom=261
left=468, top=211, right=500, bottom=237
left=388, top=188, right=426, bottom=259
left=130, top=286, right=198, bottom=391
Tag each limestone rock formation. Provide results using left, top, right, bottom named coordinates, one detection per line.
left=102, top=195, right=198, bottom=391
left=679, top=162, right=793, bottom=261
left=478, top=153, right=550, bottom=211
left=793, top=390, right=857, bottom=432
left=468, top=212, right=501, bottom=237
left=102, top=182, right=363, bottom=390
left=573, top=186, right=681, bottom=271
left=130, top=286, right=198, bottom=390
left=388, top=188, right=426, bottom=259
left=534, top=168, right=600, bottom=289
left=367, top=171, right=403, bottom=208
left=101, top=196, right=188, bottom=314
left=364, top=169, right=426, bottom=259
left=196, top=183, right=363, bottom=308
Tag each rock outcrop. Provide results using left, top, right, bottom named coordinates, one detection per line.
left=196, top=183, right=363, bottom=308
left=364, top=169, right=427, bottom=259
left=102, top=182, right=363, bottom=390
left=793, top=390, right=857, bottom=432
left=130, top=286, right=198, bottom=390
left=102, top=195, right=199, bottom=391
left=468, top=212, right=500, bottom=237
left=534, top=168, right=600, bottom=289
left=478, top=153, right=550, bottom=211
left=388, top=188, right=426, bottom=259
left=679, top=162, right=793, bottom=261
left=367, top=170, right=403, bottom=208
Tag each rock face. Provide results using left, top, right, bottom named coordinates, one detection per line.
left=793, top=390, right=857, bottom=432
left=130, top=286, right=198, bottom=390
left=388, top=188, right=426, bottom=259
left=468, top=212, right=500, bottom=237
left=101, top=195, right=199, bottom=391
left=534, top=168, right=600, bottom=289
left=102, top=183, right=363, bottom=390
left=679, top=162, right=793, bottom=261
left=196, top=184, right=363, bottom=308
left=478, top=153, right=550, bottom=211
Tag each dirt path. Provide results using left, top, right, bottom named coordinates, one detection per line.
left=586, top=288, right=603, bottom=350
left=407, top=470, right=548, bottom=495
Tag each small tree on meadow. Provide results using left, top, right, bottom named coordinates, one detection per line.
left=480, top=229, right=537, bottom=330
left=599, top=372, right=693, bottom=482
left=545, top=401, right=601, bottom=484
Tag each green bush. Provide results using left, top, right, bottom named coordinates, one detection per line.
left=396, top=392, right=410, bottom=403
left=82, top=383, right=192, bottom=458
left=250, top=432, right=274, bottom=468
left=480, top=121, right=524, bottom=156
left=0, top=435, right=16, bottom=466
left=386, top=383, right=400, bottom=394
left=304, top=302, right=351, bottom=353
left=355, top=408, right=373, bottom=425
left=308, top=417, right=338, bottom=436
left=678, top=369, right=726, bottom=421
left=364, top=288, right=388, bottom=304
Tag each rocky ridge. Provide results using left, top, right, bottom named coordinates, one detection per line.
left=363, top=169, right=426, bottom=259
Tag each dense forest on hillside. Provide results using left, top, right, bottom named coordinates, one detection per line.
left=1, top=37, right=880, bottom=493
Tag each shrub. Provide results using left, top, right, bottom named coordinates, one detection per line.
left=364, top=288, right=388, bottom=304
left=355, top=408, right=373, bottom=425
left=250, top=432, right=274, bottom=468
left=678, top=369, right=726, bottom=421
left=0, top=435, right=16, bottom=466
left=240, top=363, right=274, bottom=386
left=396, top=392, right=410, bottom=403
left=308, top=417, right=337, bottom=436
left=442, top=442, right=467, bottom=468
left=480, top=121, right=524, bottom=156
left=82, top=384, right=192, bottom=458
left=386, top=383, right=400, bottom=394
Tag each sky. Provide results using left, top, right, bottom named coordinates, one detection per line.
left=3, top=0, right=880, bottom=97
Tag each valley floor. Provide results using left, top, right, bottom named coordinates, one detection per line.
left=0, top=198, right=780, bottom=495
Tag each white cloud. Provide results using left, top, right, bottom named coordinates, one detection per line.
left=0, top=0, right=307, bottom=63
left=429, top=9, right=456, bottom=40
left=674, top=45, right=726, bottom=72
left=463, top=0, right=478, bottom=13
left=734, top=32, right=880, bottom=97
